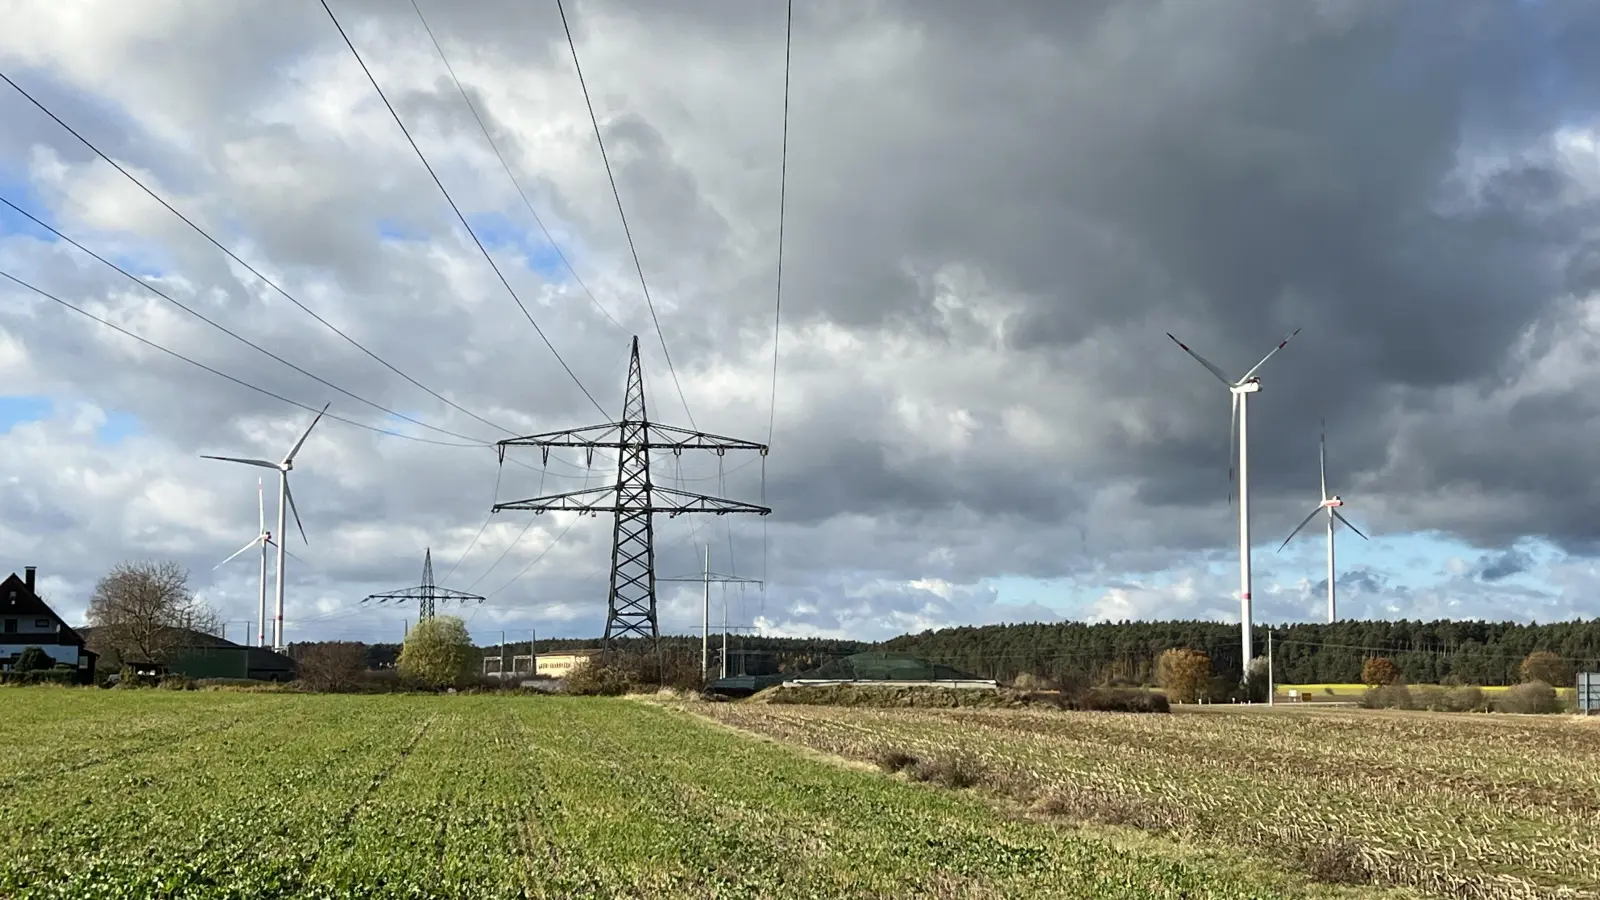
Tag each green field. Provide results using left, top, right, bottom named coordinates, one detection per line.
left=700, top=701, right=1600, bottom=899
left=0, top=688, right=1419, bottom=900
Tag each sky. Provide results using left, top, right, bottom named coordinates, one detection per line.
left=4, top=0, right=1600, bottom=647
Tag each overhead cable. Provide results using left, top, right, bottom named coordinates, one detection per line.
left=319, top=0, right=608, bottom=420
left=0, top=196, right=494, bottom=446
left=0, top=268, right=481, bottom=447
left=553, top=0, right=698, bottom=430
left=0, top=70, right=513, bottom=436
left=407, top=0, right=625, bottom=333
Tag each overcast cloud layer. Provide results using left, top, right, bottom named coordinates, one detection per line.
left=4, top=0, right=1600, bottom=644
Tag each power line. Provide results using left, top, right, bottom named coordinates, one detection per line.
left=319, top=0, right=608, bottom=420
left=407, top=0, right=625, bottom=333
left=553, top=0, right=697, bottom=431
left=0, top=70, right=512, bottom=437
left=0, top=268, right=480, bottom=447
left=438, top=464, right=504, bottom=586
left=1, top=196, right=494, bottom=446
left=762, top=0, right=794, bottom=608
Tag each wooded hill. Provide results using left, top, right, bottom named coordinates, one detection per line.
left=879, top=619, right=1600, bottom=686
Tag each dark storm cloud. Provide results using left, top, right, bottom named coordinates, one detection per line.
left=7, top=0, right=1600, bottom=643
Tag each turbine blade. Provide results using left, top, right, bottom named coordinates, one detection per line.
left=1276, top=507, right=1323, bottom=553
left=1239, top=327, right=1302, bottom=382
left=1166, top=333, right=1235, bottom=386
left=1332, top=509, right=1368, bottom=540
left=258, top=477, right=266, bottom=534
left=201, top=455, right=279, bottom=470
left=1227, top=392, right=1239, bottom=506
left=1319, top=419, right=1327, bottom=499
left=283, top=402, right=330, bottom=465
left=265, top=535, right=307, bottom=565
left=284, top=478, right=308, bottom=544
left=214, top=535, right=263, bottom=570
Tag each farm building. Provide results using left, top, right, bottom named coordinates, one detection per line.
left=0, top=566, right=98, bottom=683
left=79, top=626, right=297, bottom=681
left=536, top=648, right=602, bottom=678
left=785, top=651, right=995, bottom=688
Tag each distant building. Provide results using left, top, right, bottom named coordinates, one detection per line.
left=79, top=625, right=296, bottom=682
left=536, top=648, right=602, bottom=678
left=0, top=566, right=98, bottom=683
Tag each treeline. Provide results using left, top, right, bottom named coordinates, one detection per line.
left=288, top=634, right=869, bottom=676
left=880, top=620, right=1600, bottom=687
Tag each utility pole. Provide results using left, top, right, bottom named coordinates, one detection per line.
left=492, top=336, right=771, bottom=660
left=500, top=630, right=506, bottom=678
left=361, top=548, right=485, bottom=621
left=1267, top=629, right=1274, bottom=707
left=660, top=551, right=762, bottom=680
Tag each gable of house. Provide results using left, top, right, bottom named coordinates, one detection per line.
left=1, top=572, right=93, bottom=672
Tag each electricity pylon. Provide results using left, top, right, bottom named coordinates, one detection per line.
left=361, top=548, right=484, bottom=621
left=492, top=336, right=770, bottom=656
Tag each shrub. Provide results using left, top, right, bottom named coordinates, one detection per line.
left=397, top=616, right=476, bottom=689
left=1444, top=685, right=1487, bottom=713
left=1495, top=680, right=1563, bottom=714
left=1359, top=682, right=1413, bottom=710
left=156, top=674, right=195, bottom=691
left=1076, top=687, right=1170, bottom=714
left=0, top=669, right=76, bottom=686
left=1411, top=685, right=1446, bottom=711
left=295, top=641, right=368, bottom=693
left=12, top=646, right=52, bottom=672
left=1155, top=649, right=1211, bottom=703
left=1300, top=839, right=1372, bottom=885
left=564, top=659, right=635, bottom=696
left=1010, top=672, right=1057, bottom=692
left=906, top=753, right=986, bottom=789
left=872, top=748, right=920, bottom=773
left=1361, top=657, right=1400, bottom=687
left=1519, top=651, right=1570, bottom=687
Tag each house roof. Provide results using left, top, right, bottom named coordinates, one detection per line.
left=1, top=573, right=88, bottom=648
left=78, top=625, right=242, bottom=649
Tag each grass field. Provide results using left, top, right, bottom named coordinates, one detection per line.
left=695, top=702, right=1600, bottom=900
left=0, top=688, right=1412, bottom=900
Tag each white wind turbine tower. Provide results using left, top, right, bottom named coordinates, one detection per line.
left=1167, top=328, right=1300, bottom=680
left=213, top=478, right=304, bottom=647
left=202, top=403, right=328, bottom=651
left=1276, top=421, right=1368, bottom=624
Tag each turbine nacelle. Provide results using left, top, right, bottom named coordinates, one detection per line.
left=1230, top=379, right=1262, bottom=394
left=1323, top=496, right=1344, bottom=508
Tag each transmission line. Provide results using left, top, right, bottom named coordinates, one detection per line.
left=761, top=0, right=795, bottom=606
left=407, top=0, right=625, bottom=333
left=0, top=197, right=494, bottom=446
left=553, top=0, right=697, bottom=431
left=320, top=0, right=607, bottom=420
left=0, top=268, right=480, bottom=447
left=0, top=70, right=513, bottom=437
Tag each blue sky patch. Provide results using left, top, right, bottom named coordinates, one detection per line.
left=0, top=172, right=58, bottom=242
left=465, top=212, right=568, bottom=282
left=96, top=410, right=143, bottom=444
left=0, top=395, right=52, bottom=432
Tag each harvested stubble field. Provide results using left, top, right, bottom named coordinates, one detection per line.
left=0, top=688, right=1394, bottom=900
left=695, top=701, right=1600, bottom=900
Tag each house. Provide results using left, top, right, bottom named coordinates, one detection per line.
left=535, top=648, right=602, bottom=678
left=0, top=566, right=97, bottom=683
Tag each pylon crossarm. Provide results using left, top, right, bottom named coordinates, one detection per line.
left=493, top=485, right=771, bottom=516
left=495, top=423, right=621, bottom=449
left=631, top=423, right=768, bottom=454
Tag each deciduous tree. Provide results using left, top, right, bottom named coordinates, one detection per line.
left=86, top=561, right=218, bottom=666
left=1361, top=656, right=1400, bottom=687
left=295, top=641, right=368, bottom=692
left=397, top=616, right=475, bottom=688
left=1518, top=650, right=1569, bottom=686
left=1156, top=648, right=1211, bottom=703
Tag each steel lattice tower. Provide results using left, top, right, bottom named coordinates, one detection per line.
left=493, top=336, right=770, bottom=655
left=360, top=548, right=485, bottom=620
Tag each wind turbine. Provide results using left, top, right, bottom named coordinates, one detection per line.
left=1276, top=421, right=1367, bottom=624
left=202, top=403, right=328, bottom=650
left=213, top=478, right=304, bottom=647
left=1167, top=328, right=1300, bottom=680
